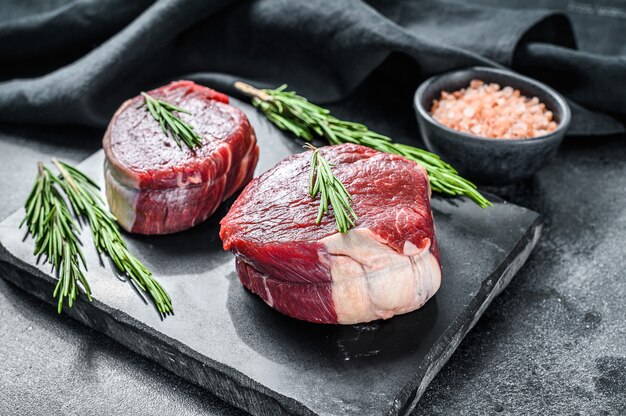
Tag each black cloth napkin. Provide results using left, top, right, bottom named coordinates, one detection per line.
left=1, top=0, right=625, bottom=136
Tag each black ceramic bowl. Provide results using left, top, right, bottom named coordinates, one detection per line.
left=414, top=67, right=570, bottom=185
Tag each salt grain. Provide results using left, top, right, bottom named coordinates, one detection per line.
left=430, top=79, right=558, bottom=139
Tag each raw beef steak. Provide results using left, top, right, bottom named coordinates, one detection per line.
left=220, top=144, right=441, bottom=324
left=103, top=81, right=259, bottom=234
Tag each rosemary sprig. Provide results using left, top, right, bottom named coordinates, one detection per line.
left=306, top=144, right=357, bottom=233
left=141, top=92, right=203, bottom=150
left=52, top=159, right=173, bottom=316
left=21, top=163, right=92, bottom=313
left=235, top=82, right=491, bottom=208
left=21, top=160, right=173, bottom=316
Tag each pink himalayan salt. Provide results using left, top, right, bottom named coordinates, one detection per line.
left=430, top=79, right=558, bottom=139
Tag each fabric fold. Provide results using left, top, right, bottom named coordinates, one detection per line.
left=0, top=0, right=624, bottom=136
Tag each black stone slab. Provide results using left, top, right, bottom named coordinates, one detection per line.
left=0, top=99, right=541, bottom=416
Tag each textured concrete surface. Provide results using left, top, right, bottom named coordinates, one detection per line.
left=413, top=135, right=626, bottom=416
left=0, top=126, right=244, bottom=416
left=0, top=79, right=625, bottom=415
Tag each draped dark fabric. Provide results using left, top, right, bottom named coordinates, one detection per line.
left=1, top=0, right=625, bottom=135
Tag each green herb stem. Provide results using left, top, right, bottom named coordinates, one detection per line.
left=141, top=92, right=203, bottom=150
left=21, top=160, right=173, bottom=317
left=235, top=82, right=491, bottom=208
left=306, top=144, right=357, bottom=233
left=53, top=159, right=173, bottom=316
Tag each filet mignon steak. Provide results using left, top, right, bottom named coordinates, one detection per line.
left=103, top=81, right=259, bottom=234
left=220, top=144, right=441, bottom=324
